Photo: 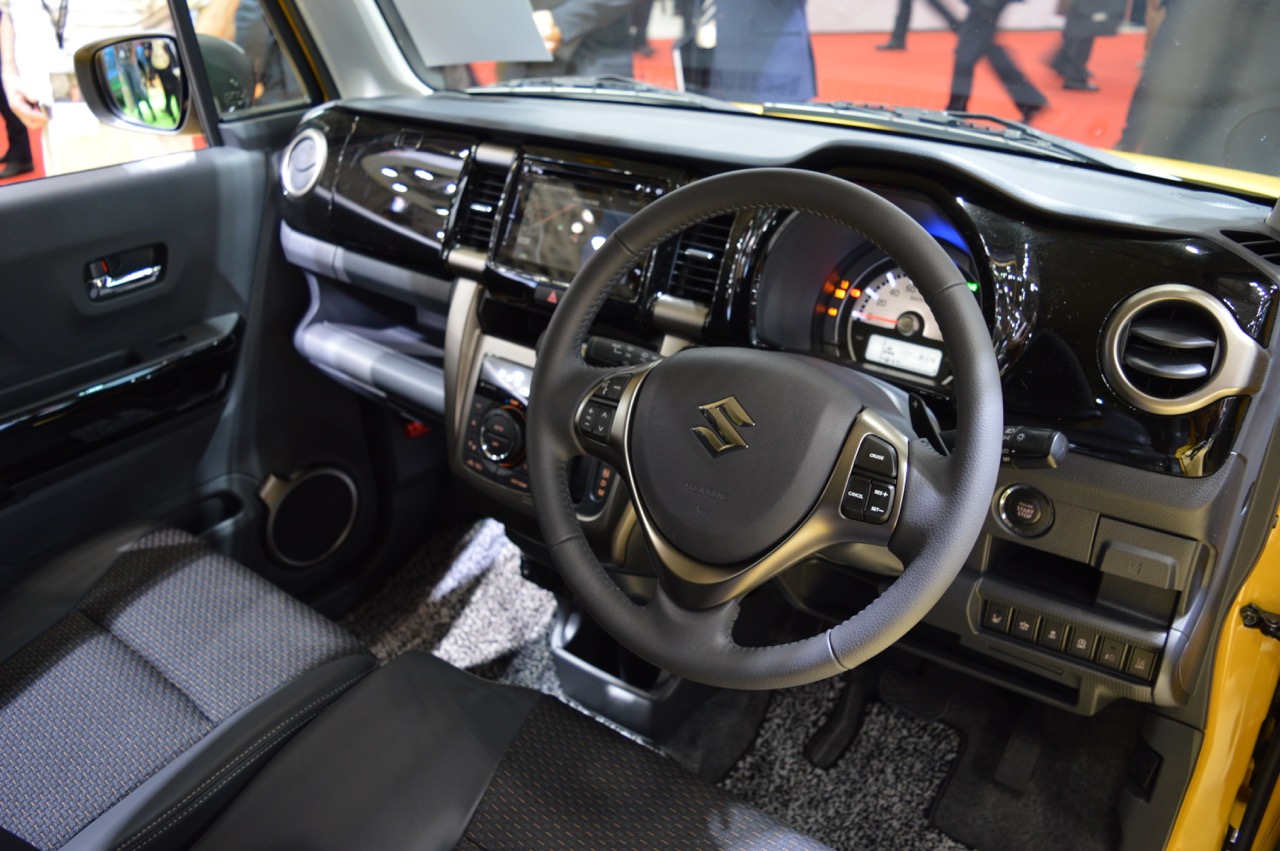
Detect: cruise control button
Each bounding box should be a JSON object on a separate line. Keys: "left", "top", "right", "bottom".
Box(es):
{"left": 840, "top": 475, "right": 872, "bottom": 520}
{"left": 864, "top": 482, "right": 895, "bottom": 523}
{"left": 854, "top": 435, "right": 898, "bottom": 479}
{"left": 589, "top": 406, "right": 615, "bottom": 439}
{"left": 578, "top": 404, "right": 601, "bottom": 435}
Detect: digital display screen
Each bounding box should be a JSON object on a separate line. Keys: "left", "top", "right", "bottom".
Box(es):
{"left": 865, "top": 334, "right": 944, "bottom": 378}
{"left": 495, "top": 168, "right": 652, "bottom": 291}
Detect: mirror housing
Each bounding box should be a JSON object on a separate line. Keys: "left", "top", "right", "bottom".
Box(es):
{"left": 74, "top": 35, "right": 192, "bottom": 134}
{"left": 74, "top": 33, "right": 255, "bottom": 134}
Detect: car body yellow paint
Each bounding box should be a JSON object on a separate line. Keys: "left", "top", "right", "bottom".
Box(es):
{"left": 1167, "top": 521, "right": 1280, "bottom": 850}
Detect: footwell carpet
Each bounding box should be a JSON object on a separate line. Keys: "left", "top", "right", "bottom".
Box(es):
{"left": 342, "top": 520, "right": 968, "bottom": 851}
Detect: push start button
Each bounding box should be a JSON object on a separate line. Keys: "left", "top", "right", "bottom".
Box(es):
{"left": 998, "top": 485, "right": 1053, "bottom": 537}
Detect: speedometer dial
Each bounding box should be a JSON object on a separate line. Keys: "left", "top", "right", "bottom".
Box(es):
{"left": 848, "top": 268, "right": 943, "bottom": 343}
{"left": 818, "top": 254, "right": 960, "bottom": 388}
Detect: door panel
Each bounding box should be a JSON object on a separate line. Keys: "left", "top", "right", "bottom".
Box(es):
{"left": 0, "top": 148, "right": 268, "bottom": 578}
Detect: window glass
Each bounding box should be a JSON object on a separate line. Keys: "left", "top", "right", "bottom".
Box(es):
{"left": 0, "top": 0, "right": 203, "bottom": 183}
{"left": 192, "top": 0, "right": 308, "bottom": 119}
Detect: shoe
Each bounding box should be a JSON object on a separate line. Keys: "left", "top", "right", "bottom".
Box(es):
{"left": 1018, "top": 103, "right": 1045, "bottom": 124}
{"left": 876, "top": 40, "right": 906, "bottom": 51}
{"left": 0, "top": 160, "right": 34, "bottom": 179}
{"left": 634, "top": 43, "right": 655, "bottom": 57}
{"left": 1063, "top": 79, "right": 1099, "bottom": 91}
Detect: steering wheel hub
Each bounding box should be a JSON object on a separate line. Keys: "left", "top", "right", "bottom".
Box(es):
{"left": 630, "top": 347, "right": 860, "bottom": 565}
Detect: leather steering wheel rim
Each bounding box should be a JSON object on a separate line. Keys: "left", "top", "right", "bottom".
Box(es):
{"left": 528, "top": 168, "right": 1002, "bottom": 690}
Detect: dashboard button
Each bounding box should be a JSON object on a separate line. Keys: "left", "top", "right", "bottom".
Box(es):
{"left": 1066, "top": 630, "right": 1096, "bottom": 661}
{"left": 982, "top": 601, "right": 1010, "bottom": 633}
{"left": 1098, "top": 638, "right": 1126, "bottom": 670}
{"left": 854, "top": 435, "right": 898, "bottom": 479}
{"left": 1126, "top": 648, "right": 1157, "bottom": 680}
{"left": 1010, "top": 610, "right": 1039, "bottom": 642}
{"left": 864, "top": 482, "right": 895, "bottom": 523}
{"left": 1038, "top": 619, "right": 1068, "bottom": 651}
{"left": 840, "top": 475, "right": 871, "bottom": 520}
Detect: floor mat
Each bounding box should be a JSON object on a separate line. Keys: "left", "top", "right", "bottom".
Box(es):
{"left": 928, "top": 672, "right": 1140, "bottom": 851}
{"left": 346, "top": 520, "right": 971, "bottom": 850}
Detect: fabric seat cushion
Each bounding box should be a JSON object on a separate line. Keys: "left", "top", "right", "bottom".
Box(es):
{"left": 0, "top": 528, "right": 369, "bottom": 850}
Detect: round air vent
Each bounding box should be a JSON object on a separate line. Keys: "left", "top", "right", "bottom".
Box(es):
{"left": 1101, "top": 284, "right": 1267, "bottom": 415}
{"left": 280, "top": 128, "right": 328, "bottom": 198}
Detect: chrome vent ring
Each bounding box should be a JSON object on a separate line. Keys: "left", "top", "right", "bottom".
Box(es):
{"left": 1101, "top": 284, "right": 1268, "bottom": 416}
{"left": 280, "top": 127, "right": 328, "bottom": 198}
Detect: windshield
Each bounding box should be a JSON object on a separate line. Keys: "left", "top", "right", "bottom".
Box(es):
{"left": 386, "top": 0, "right": 1279, "bottom": 197}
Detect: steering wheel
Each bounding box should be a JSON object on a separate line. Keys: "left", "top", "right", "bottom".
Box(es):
{"left": 528, "top": 169, "right": 1002, "bottom": 690}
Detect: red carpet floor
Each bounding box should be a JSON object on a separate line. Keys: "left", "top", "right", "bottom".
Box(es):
{"left": 2, "top": 30, "right": 1143, "bottom": 187}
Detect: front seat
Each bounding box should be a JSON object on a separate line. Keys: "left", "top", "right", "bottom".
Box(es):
{"left": 1, "top": 527, "right": 829, "bottom": 850}
{"left": 0, "top": 525, "right": 374, "bottom": 850}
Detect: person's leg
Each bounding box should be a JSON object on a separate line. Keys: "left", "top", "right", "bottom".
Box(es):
{"left": 1061, "top": 35, "right": 1098, "bottom": 88}
{"left": 879, "top": 0, "right": 912, "bottom": 49}
{"left": 924, "top": 0, "right": 962, "bottom": 30}
{"left": 947, "top": 9, "right": 996, "bottom": 111}
{"left": 985, "top": 42, "right": 1048, "bottom": 119}
{"left": 0, "top": 16, "right": 33, "bottom": 173}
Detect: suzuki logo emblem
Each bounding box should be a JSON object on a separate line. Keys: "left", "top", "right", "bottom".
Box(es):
{"left": 692, "top": 397, "right": 754, "bottom": 457}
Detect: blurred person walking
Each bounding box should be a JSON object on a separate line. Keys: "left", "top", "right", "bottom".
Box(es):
{"left": 684, "top": 0, "right": 816, "bottom": 103}
{"left": 1049, "top": 0, "right": 1127, "bottom": 90}
{"left": 0, "top": 8, "right": 31, "bottom": 177}
{"left": 946, "top": 0, "right": 1047, "bottom": 123}
{"left": 878, "top": 0, "right": 960, "bottom": 51}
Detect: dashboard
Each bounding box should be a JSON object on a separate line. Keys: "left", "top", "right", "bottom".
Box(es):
{"left": 277, "top": 92, "right": 1280, "bottom": 717}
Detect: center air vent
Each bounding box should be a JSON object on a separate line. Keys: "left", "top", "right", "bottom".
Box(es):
{"left": 1223, "top": 230, "right": 1280, "bottom": 265}
{"left": 1101, "top": 284, "right": 1268, "bottom": 416}
{"left": 665, "top": 215, "right": 735, "bottom": 303}
{"left": 454, "top": 165, "right": 508, "bottom": 252}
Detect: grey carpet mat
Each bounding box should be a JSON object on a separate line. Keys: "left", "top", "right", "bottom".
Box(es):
{"left": 342, "top": 520, "right": 970, "bottom": 850}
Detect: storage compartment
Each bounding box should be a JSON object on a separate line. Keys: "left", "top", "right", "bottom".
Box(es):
{"left": 551, "top": 603, "right": 714, "bottom": 740}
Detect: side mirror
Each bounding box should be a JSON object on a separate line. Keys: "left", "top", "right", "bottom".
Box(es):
{"left": 74, "top": 35, "right": 190, "bottom": 133}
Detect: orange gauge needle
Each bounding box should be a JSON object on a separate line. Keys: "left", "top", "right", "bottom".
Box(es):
{"left": 851, "top": 310, "right": 899, "bottom": 325}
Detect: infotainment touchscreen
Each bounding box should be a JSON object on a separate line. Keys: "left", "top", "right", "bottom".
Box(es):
{"left": 494, "top": 162, "right": 662, "bottom": 295}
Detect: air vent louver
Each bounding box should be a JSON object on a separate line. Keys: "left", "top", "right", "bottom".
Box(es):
{"left": 666, "top": 215, "right": 735, "bottom": 303}
{"left": 455, "top": 166, "right": 508, "bottom": 251}
{"left": 1119, "top": 305, "right": 1220, "bottom": 397}
{"left": 1102, "top": 284, "right": 1267, "bottom": 416}
{"left": 1223, "top": 230, "right": 1280, "bottom": 265}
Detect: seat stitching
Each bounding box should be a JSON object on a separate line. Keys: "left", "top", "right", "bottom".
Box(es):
{"left": 116, "top": 670, "right": 370, "bottom": 851}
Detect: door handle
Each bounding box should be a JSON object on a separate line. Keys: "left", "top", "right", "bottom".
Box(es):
{"left": 85, "top": 245, "right": 166, "bottom": 301}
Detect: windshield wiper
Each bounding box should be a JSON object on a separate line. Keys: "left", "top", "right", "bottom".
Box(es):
{"left": 469, "top": 75, "right": 749, "bottom": 113}
{"left": 762, "top": 101, "right": 1124, "bottom": 167}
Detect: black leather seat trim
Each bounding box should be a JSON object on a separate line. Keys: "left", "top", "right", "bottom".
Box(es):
{"left": 63, "top": 654, "right": 375, "bottom": 851}
{"left": 191, "top": 652, "right": 542, "bottom": 851}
